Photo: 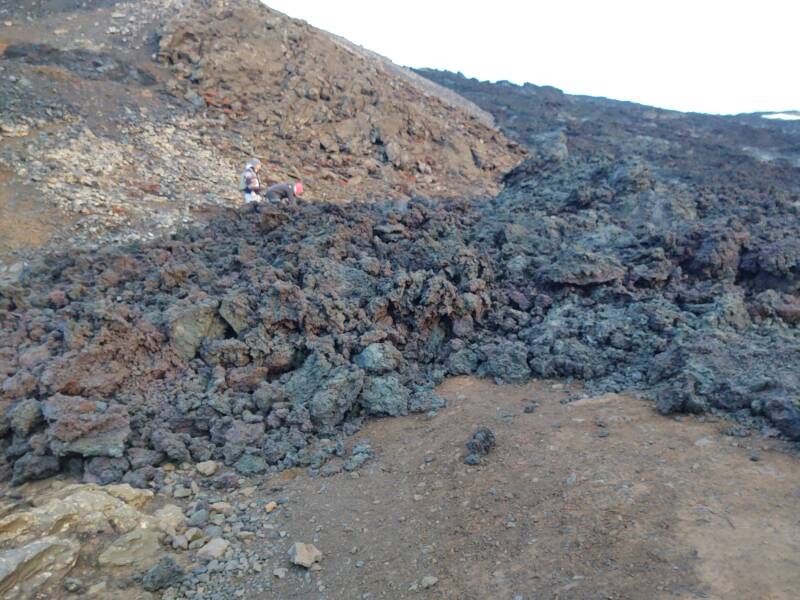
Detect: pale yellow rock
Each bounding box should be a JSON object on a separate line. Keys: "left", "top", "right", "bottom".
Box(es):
{"left": 154, "top": 504, "right": 186, "bottom": 534}
{"left": 210, "top": 501, "right": 232, "bottom": 515}
{"left": 104, "top": 484, "right": 154, "bottom": 509}
{"left": 196, "top": 460, "right": 218, "bottom": 476}
{"left": 97, "top": 528, "right": 161, "bottom": 568}
{"left": 0, "top": 486, "right": 154, "bottom": 544}
{"left": 197, "top": 537, "right": 229, "bottom": 560}
{"left": 0, "top": 536, "right": 79, "bottom": 597}
{"left": 265, "top": 501, "right": 278, "bottom": 513}
{"left": 288, "top": 542, "right": 322, "bottom": 568}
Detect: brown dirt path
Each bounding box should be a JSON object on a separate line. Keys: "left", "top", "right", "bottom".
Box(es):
{"left": 249, "top": 376, "right": 800, "bottom": 600}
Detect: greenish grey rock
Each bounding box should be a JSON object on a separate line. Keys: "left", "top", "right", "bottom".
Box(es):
{"left": 233, "top": 454, "right": 267, "bottom": 476}
{"left": 353, "top": 342, "right": 402, "bottom": 374}
{"left": 361, "top": 375, "right": 409, "bottom": 417}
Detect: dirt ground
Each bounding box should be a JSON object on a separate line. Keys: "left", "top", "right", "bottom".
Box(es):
{"left": 244, "top": 376, "right": 800, "bottom": 600}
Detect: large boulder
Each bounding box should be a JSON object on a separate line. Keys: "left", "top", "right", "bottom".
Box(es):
{"left": 538, "top": 249, "right": 626, "bottom": 287}
{"left": 218, "top": 292, "right": 254, "bottom": 334}
{"left": 281, "top": 353, "right": 365, "bottom": 428}
{"left": 762, "top": 397, "right": 800, "bottom": 440}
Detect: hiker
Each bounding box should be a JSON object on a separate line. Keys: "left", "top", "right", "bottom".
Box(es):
{"left": 265, "top": 181, "right": 304, "bottom": 203}
{"left": 239, "top": 158, "right": 262, "bottom": 204}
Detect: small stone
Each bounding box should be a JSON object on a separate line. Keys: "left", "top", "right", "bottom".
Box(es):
{"left": 210, "top": 501, "right": 233, "bottom": 514}
{"left": 63, "top": 577, "right": 83, "bottom": 593}
{"left": 87, "top": 581, "right": 107, "bottom": 595}
{"left": 750, "top": 452, "right": 761, "bottom": 462}
{"left": 465, "top": 427, "right": 495, "bottom": 464}
{"left": 188, "top": 509, "right": 209, "bottom": 527}
{"left": 189, "top": 538, "right": 206, "bottom": 551}
{"left": 198, "top": 537, "right": 229, "bottom": 560}
{"left": 196, "top": 460, "right": 218, "bottom": 476}
{"left": 265, "top": 501, "right": 278, "bottom": 513}
{"left": 421, "top": 575, "right": 438, "bottom": 589}
{"left": 273, "top": 567, "right": 287, "bottom": 579}
{"left": 173, "top": 485, "right": 192, "bottom": 498}
{"left": 523, "top": 403, "right": 537, "bottom": 414}
{"left": 288, "top": 542, "right": 322, "bottom": 568}
{"left": 463, "top": 453, "right": 480, "bottom": 466}
{"left": 598, "top": 430, "right": 610, "bottom": 438}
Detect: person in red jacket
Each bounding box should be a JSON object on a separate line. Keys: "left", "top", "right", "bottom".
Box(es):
{"left": 266, "top": 181, "right": 304, "bottom": 203}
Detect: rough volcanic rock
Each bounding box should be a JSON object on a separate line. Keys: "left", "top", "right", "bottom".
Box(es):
{"left": 417, "top": 70, "right": 800, "bottom": 437}
{"left": 142, "top": 555, "right": 184, "bottom": 592}
{"left": 11, "top": 454, "right": 60, "bottom": 486}
{"left": 7, "top": 398, "right": 43, "bottom": 437}
{"left": 353, "top": 342, "right": 403, "bottom": 374}
{"left": 464, "top": 427, "right": 496, "bottom": 465}
{"left": 1, "top": 43, "right": 800, "bottom": 487}
{"left": 361, "top": 375, "right": 410, "bottom": 417}
{"left": 477, "top": 340, "right": 531, "bottom": 384}
{"left": 41, "top": 395, "right": 130, "bottom": 459}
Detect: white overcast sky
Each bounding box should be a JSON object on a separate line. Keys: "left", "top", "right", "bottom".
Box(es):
{"left": 264, "top": 0, "right": 798, "bottom": 115}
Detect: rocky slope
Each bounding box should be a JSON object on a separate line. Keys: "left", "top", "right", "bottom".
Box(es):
{"left": 0, "top": 0, "right": 522, "bottom": 261}
{"left": 155, "top": 0, "right": 521, "bottom": 197}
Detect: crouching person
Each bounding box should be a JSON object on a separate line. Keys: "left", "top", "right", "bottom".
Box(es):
{"left": 266, "top": 181, "right": 304, "bottom": 204}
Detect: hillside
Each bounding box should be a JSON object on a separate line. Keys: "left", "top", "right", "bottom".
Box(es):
{"left": 0, "top": 0, "right": 522, "bottom": 262}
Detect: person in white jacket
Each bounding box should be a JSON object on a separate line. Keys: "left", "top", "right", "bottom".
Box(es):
{"left": 239, "top": 158, "right": 262, "bottom": 204}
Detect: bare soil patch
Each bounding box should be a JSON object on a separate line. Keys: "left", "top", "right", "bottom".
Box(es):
{"left": 238, "top": 376, "right": 800, "bottom": 600}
